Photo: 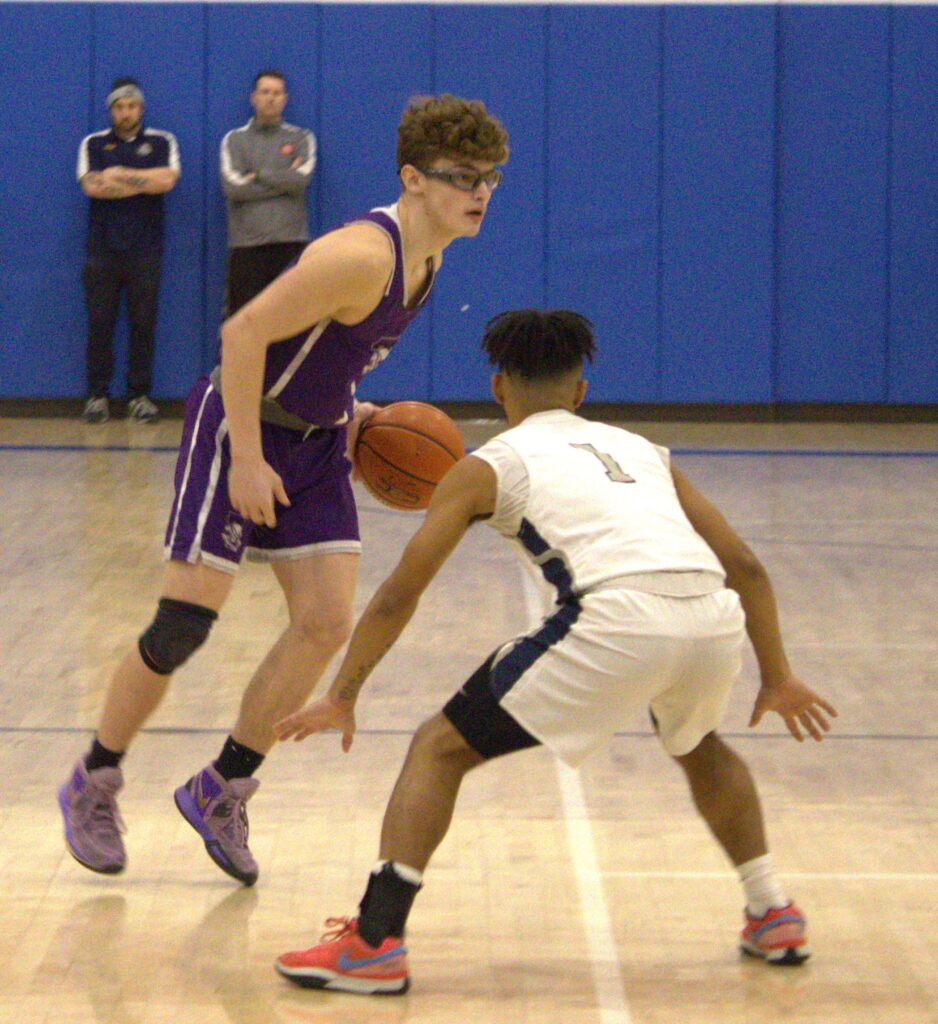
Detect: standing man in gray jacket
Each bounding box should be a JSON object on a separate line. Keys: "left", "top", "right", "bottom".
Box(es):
{"left": 220, "top": 70, "right": 316, "bottom": 317}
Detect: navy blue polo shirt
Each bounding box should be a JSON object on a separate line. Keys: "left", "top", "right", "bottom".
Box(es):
{"left": 77, "top": 125, "right": 180, "bottom": 251}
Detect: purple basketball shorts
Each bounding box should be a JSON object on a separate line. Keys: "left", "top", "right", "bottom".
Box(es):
{"left": 163, "top": 375, "right": 360, "bottom": 574}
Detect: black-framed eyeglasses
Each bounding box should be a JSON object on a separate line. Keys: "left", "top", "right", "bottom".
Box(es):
{"left": 418, "top": 167, "right": 502, "bottom": 193}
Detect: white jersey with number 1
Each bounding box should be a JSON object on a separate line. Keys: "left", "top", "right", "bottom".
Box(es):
{"left": 471, "top": 408, "right": 725, "bottom": 601}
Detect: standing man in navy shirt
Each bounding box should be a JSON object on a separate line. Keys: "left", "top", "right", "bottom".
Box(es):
{"left": 77, "top": 78, "right": 180, "bottom": 423}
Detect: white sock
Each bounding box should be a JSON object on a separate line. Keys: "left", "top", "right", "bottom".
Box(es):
{"left": 737, "top": 854, "right": 788, "bottom": 917}
{"left": 371, "top": 859, "right": 424, "bottom": 887}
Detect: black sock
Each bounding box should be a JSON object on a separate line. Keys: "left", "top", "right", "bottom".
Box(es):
{"left": 84, "top": 738, "right": 125, "bottom": 772}
{"left": 214, "top": 735, "right": 265, "bottom": 780}
{"left": 357, "top": 862, "right": 422, "bottom": 948}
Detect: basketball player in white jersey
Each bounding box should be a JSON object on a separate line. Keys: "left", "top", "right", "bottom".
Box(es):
{"left": 272, "top": 309, "right": 838, "bottom": 994}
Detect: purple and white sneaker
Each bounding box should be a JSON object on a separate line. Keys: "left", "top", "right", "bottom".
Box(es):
{"left": 174, "top": 764, "right": 259, "bottom": 885}
{"left": 58, "top": 761, "right": 126, "bottom": 874}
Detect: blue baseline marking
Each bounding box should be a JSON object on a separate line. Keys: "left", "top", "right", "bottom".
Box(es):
{"left": 670, "top": 447, "right": 938, "bottom": 458}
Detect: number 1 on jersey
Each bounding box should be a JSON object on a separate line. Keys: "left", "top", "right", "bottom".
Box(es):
{"left": 570, "top": 443, "right": 636, "bottom": 483}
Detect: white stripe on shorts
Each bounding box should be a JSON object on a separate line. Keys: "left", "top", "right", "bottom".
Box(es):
{"left": 245, "top": 539, "right": 362, "bottom": 562}
{"left": 166, "top": 383, "right": 215, "bottom": 553}
{"left": 188, "top": 417, "right": 229, "bottom": 562}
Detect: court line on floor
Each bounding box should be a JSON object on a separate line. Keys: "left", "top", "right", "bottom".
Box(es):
{"left": 2, "top": 443, "right": 937, "bottom": 458}
{"left": 520, "top": 569, "right": 633, "bottom": 1024}
{"left": 600, "top": 871, "right": 938, "bottom": 881}
{"left": 3, "top": 726, "right": 936, "bottom": 741}
{"left": 0, "top": 444, "right": 180, "bottom": 453}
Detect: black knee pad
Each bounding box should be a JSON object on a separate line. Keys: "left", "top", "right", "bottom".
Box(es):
{"left": 138, "top": 597, "right": 218, "bottom": 675}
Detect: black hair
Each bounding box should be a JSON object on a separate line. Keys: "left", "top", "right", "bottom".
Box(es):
{"left": 252, "top": 69, "right": 286, "bottom": 90}
{"left": 109, "top": 76, "right": 140, "bottom": 92}
{"left": 481, "top": 309, "right": 595, "bottom": 380}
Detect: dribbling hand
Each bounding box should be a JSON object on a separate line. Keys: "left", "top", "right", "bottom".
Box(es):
{"left": 275, "top": 696, "right": 357, "bottom": 752}
{"left": 346, "top": 403, "right": 381, "bottom": 482}
{"left": 749, "top": 675, "right": 838, "bottom": 742}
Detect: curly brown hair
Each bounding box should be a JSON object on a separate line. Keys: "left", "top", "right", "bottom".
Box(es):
{"left": 397, "top": 94, "right": 509, "bottom": 171}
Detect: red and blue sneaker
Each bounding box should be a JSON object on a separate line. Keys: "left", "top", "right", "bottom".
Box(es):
{"left": 276, "top": 917, "right": 409, "bottom": 994}
{"left": 740, "top": 902, "right": 811, "bottom": 965}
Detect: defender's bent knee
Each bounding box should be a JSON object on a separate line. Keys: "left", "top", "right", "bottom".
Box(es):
{"left": 138, "top": 597, "right": 218, "bottom": 675}
{"left": 412, "top": 714, "right": 482, "bottom": 773}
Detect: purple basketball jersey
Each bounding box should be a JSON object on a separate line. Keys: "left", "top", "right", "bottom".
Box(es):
{"left": 164, "top": 202, "right": 435, "bottom": 571}
{"left": 260, "top": 204, "right": 435, "bottom": 427}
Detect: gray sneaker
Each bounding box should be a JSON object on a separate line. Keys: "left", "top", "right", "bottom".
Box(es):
{"left": 58, "top": 761, "right": 126, "bottom": 873}
{"left": 127, "top": 395, "right": 161, "bottom": 423}
{"left": 174, "top": 764, "right": 260, "bottom": 885}
{"left": 82, "top": 396, "right": 110, "bottom": 424}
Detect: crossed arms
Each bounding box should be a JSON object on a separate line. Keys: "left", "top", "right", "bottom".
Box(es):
{"left": 219, "top": 129, "right": 315, "bottom": 202}
{"left": 81, "top": 165, "right": 179, "bottom": 199}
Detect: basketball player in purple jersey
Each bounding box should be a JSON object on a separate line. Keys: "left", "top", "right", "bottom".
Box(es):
{"left": 58, "top": 95, "right": 510, "bottom": 885}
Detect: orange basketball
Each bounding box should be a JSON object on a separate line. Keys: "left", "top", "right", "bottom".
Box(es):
{"left": 354, "top": 402, "right": 465, "bottom": 511}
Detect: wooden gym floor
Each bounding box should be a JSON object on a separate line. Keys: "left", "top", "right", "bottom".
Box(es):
{"left": 0, "top": 415, "right": 935, "bottom": 1024}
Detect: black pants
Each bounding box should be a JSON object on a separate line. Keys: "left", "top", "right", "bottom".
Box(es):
{"left": 225, "top": 242, "right": 307, "bottom": 318}
{"left": 83, "top": 246, "right": 162, "bottom": 399}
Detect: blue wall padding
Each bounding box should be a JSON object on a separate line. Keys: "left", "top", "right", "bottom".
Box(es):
{"left": 429, "top": 6, "right": 548, "bottom": 402}
{"left": 0, "top": 3, "right": 934, "bottom": 405}
{"left": 660, "top": 6, "right": 776, "bottom": 402}
{"left": 0, "top": 4, "right": 92, "bottom": 397}
{"left": 889, "top": 7, "right": 938, "bottom": 404}
{"left": 776, "top": 6, "right": 891, "bottom": 402}
{"left": 546, "top": 6, "right": 660, "bottom": 402}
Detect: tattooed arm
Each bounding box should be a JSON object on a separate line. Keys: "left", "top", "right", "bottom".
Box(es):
{"left": 274, "top": 455, "right": 497, "bottom": 749}
{"left": 80, "top": 171, "right": 140, "bottom": 199}
{"left": 105, "top": 165, "right": 179, "bottom": 194}
{"left": 81, "top": 165, "right": 178, "bottom": 199}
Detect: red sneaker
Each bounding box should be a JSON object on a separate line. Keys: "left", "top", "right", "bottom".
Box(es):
{"left": 276, "top": 917, "right": 409, "bottom": 994}
{"left": 740, "top": 902, "right": 811, "bottom": 965}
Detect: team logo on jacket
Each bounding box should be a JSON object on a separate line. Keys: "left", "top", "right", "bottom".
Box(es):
{"left": 280, "top": 143, "right": 295, "bottom": 156}
{"left": 137, "top": 142, "right": 153, "bottom": 156}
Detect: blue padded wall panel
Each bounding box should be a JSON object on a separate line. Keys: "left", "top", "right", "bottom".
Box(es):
{"left": 204, "top": 5, "right": 322, "bottom": 370}
{"left": 0, "top": 4, "right": 92, "bottom": 397}
{"left": 320, "top": 5, "right": 433, "bottom": 402}
{"left": 889, "top": 8, "right": 938, "bottom": 404}
{"left": 91, "top": 3, "right": 206, "bottom": 399}
{"left": 660, "top": 7, "right": 775, "bottom": 402}
{"left": 430, "top": 6, "right": 547, "bottom": 402}
{"left": 546, "top": 7, "right": 660, "bottom": 402}
{"left": 776, "top": 7, "right": 890, "bottom": 402}
{"left": 2, "top": 3, "right": 937, "bottom": 407}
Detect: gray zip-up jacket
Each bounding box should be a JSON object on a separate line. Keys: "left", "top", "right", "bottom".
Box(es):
{"left": 219, "top": 119, "right": 316, "bottom": 248}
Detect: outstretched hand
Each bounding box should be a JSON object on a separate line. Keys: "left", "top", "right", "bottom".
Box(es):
{"left": 274, "top": 696, "right": 356, "bottom": 752}
{"left": 749, "top": 675, "right": 838, "bottom": 742}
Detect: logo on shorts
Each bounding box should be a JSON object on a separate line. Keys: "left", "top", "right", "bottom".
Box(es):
{"left": 222, "top": 517, "right": 243, "bottom": 552}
